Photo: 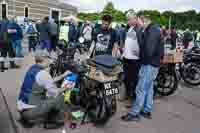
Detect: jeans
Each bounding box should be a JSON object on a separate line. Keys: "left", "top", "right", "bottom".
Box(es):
{"left": 11, "top": 40, "right": 23, "bottom": 57}
{"left": 38, "top": 40, "right": 51, "bottom": 51}
{"left": 129, "top": 65, "right": 159, "bottom": 115}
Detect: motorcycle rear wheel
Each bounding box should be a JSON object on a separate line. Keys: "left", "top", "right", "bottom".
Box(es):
{"left": 154, "top": 65, "right": 178, "bottom": 96}
{"left": 180, "top": 63, "right": 200, "bottom": 86}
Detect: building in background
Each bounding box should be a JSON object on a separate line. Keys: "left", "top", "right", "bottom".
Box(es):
{"left": 0, "top": 0, "right": 77, "bottom": 20}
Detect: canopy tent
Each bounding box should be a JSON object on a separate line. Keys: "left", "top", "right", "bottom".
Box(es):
{"left": 62, "top": 15, "right": 81, "bottom": 22}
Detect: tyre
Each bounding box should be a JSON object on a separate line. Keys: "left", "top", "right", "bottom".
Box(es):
{"left": 79, "top": 79, "right": 114, "bottom": 126}
{"left": 154, "top": 66, "right": 179, "bottom": 96}
{"left": 88, "top": 91, "right": 113, "bottom": 126}
{"left": 180, "top": 62, "right": 200, "bottom": 86}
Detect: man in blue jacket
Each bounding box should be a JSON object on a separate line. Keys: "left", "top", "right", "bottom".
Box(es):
{"left": 0, "top": 17, "right": 19, "bottom": 71}
{"left": 26, "top": 21, "right": 38, "bottom": 52}
{"left": 7, "top": 18, "right": 24, "bottom": 57}
{"left": 121, "top": 15, "right": 164, "bottom": 122}
{"left": 68, "top": 21, "right": 78, "bottom": 47}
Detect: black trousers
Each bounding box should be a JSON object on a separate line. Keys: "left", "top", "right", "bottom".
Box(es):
{"left": 50, "top": 35, "right": 58, "bottom": 51}
{"left": 28, "top": 36, "right": 37, "bottom": 52}
{"left": 123, "top": 58, "right": 140, "bottom": 99}
{"left": 0, "top": 40, "right": 15, "bottom": 60}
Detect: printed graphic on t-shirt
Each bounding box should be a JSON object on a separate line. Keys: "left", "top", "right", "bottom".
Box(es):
{"left": 95, "top": 33, "right": 111, "bottom": 52}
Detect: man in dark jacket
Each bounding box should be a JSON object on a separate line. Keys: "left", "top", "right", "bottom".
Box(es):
{"left": 170, "top": 27, "right": 178, "bottom": 49}
{"left": 49, "top": 19, "right": 58, "bottom": 51}
{"left": 7, "top": 17, "right": 23, "bottom": 57}
{"left": 183, "top": 29, "right": 193, "bottom": 49}
{"left": 36, "top": 17, "right": 51, "bottom": 51}
{"left": 121, "top": 15, "right": 164, "bottom": 122}
{"left": 0, "top": 18, "right": 19, "bottom": 72}
{"left": 68, "top": 21, "right": 78, "bottom": 47}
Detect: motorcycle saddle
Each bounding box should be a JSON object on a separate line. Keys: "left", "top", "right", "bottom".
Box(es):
{"left": 91, "top": 55, "right": 121, "bottom": 68}
{"left": 87, "top": 55, "right": 122, "bottom": 76}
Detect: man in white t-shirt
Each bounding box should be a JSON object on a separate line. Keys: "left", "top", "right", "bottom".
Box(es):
{"left": 122, "top": 12, "right": 142, "bottom": 106}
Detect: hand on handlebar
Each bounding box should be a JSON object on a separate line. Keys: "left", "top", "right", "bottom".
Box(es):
{"left": 63, "top": 71, "right": 72, "bottom": 77}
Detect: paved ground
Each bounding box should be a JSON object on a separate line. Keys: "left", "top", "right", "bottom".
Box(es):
{"left": 0, "top": 42, "right": 200, "bottom": 133}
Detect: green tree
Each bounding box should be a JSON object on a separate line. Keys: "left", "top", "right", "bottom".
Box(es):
{"left": 77, "top": 2, "right": 200, "bottom": 30}
{"left": 102, "top": 2, "right": 116, "bottom": 15}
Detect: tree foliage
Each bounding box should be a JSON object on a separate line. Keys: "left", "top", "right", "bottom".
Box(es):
{"left": 77, "top": 2, "right": 200, "bottom": 30}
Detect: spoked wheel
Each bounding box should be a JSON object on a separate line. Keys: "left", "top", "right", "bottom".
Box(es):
{"left": 88, "top": 89, "right": 114, "bottom": 126}
{"left": 181, "top": 63, "right": 200, "bottom": 86}
{"left": 79, "top": 79, "right": 113, "bottom": 126}
{"left": 154, "top": 64, "right": 179, "bottom": 96}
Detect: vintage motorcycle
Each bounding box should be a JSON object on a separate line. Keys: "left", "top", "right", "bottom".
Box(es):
{"left": 49, "top": 48, "right": 123, "bottom": 125}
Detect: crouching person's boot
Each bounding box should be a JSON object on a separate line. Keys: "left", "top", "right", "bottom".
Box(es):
{"left": 43, "top": 110, "right": 64, "bottom": 129}
{"left": 0, "top": 62, "right": 8, "bottom": 72}
{"left": 18, "top": 112, "right": 34, "bottom": 128}
{"left": 10, "top": 61, "right": 20, "bottom": 69}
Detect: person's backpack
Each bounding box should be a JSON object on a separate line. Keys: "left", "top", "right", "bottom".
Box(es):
{"left": 27, "top": 24, "right": 36, "bottom": 34}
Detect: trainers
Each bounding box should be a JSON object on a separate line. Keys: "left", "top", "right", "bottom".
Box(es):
{"left": 121, "top": 113, "right": 141, "bottom": 122}
{"left": 140, "top": 112, "right": 152, "bottom": 119}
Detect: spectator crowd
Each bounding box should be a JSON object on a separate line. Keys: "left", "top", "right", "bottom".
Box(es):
{"left": 0, "top": 10, "right": 199, "bottom": 129}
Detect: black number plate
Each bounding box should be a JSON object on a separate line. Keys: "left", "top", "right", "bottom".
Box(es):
{"left": 104, "top": 83, "right": 119, "bottom": 96}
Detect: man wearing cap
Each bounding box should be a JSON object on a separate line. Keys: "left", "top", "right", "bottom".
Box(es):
{"left": 17, "top": 50, "right": 71, "bottom": 129}
{"left": 121, "top": 15, "right": 164, "bottom": 122}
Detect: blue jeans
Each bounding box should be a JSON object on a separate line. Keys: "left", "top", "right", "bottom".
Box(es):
{"left": 129, "top": 65, "right": 159, "bottom": 115}
{"left": 11, "top": 40, "right": 23, "bottom": 57}
{"left": 38, "top": 40, "right": 51, "bottom": 50}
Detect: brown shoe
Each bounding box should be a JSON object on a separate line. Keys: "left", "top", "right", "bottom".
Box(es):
{"left": 10, "top": 62, "right": 20, "bottom": 69}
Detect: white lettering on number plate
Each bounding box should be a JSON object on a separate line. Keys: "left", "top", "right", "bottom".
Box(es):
{"left": 104, "top": 83, "right": 111, "bottom": 89}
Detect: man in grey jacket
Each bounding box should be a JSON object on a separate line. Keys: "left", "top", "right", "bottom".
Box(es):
{"left": 50, "top": 19, "right": 58, "bottom": 51}
{"left": 121, "top": 15, "right": 164, "bottom": 122}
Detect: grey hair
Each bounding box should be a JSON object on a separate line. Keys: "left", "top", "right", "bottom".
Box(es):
{"left": 34, "top": 50, "right": 49, "bottom": 63}
{"left": 126, "top": 11, "right": 137, "bottom": 18}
